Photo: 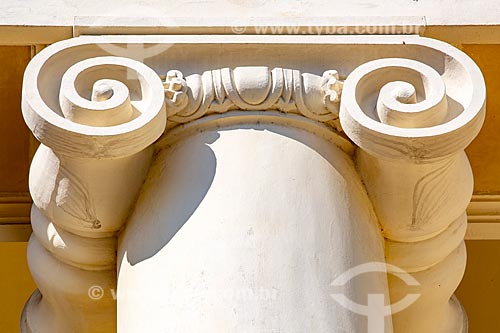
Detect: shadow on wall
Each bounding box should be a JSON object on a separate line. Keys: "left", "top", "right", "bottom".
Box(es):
{"left": 120, "top": 121, "right": 372, "bottom": 269}
{"left": 121, "top": 131, "right": 219, "bottom": 266}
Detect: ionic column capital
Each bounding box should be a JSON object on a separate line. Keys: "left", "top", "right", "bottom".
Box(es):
{"left": 20, "top": 34, "right": 485, "bottom": 333}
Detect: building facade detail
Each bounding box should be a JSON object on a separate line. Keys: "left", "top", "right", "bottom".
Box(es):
{"left": 163, "top": 67, "right": 343, "bottom": 130}
{"left": 20, "top": 35, "right": 485, "bottom": 332}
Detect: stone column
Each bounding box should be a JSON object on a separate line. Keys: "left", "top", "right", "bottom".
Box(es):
{"left": 19, "top": 35, "right": 485, "bottom": 333}
{"left": 21, "top": 55, "right": 166, "bottom": 332}
{"left": 341, "top": 57, "right": 485, "bottom": 332}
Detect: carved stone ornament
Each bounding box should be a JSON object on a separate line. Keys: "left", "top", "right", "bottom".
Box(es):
{"left": 163, "top": 67, "right": 343, "bottom": 131}
{"left": 20, "top": 35, "right": 485, "bottom": 333}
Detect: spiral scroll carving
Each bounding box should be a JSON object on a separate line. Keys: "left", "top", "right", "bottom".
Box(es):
{"left": 24, "top": 56, "right": 166, "bottom": 159}
{"left": 340, "top": 58, "right": 485, "bottom": 161}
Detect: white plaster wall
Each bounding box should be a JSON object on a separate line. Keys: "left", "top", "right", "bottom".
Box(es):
{"left": 117, "top": 121, "right": 389, "bottom": 332}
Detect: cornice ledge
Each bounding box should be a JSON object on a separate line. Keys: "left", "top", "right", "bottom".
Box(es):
{"left": 467, "top": 194, "right": 500, "bottom": 223}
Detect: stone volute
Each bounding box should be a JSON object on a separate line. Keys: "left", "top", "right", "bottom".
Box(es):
{"left": 20, "top": 35, "right": 485, "bottom": 333}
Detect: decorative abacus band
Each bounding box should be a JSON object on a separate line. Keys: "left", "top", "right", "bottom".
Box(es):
{"left": 162, "top": 66, "right": 343, "bottom": 131}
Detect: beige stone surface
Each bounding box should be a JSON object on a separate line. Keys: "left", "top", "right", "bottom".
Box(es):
{"left": 0, "top": 3, "right": 495, "bottom": 331}
{"left": 14, "top": 34, "right": 485, "bottom": 332}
